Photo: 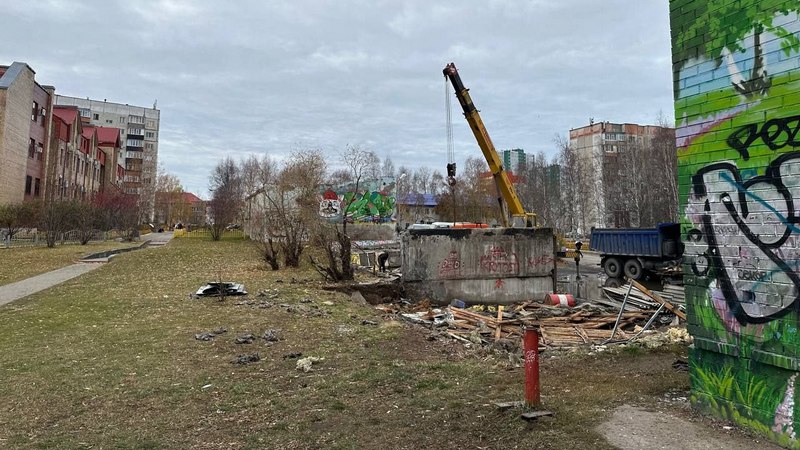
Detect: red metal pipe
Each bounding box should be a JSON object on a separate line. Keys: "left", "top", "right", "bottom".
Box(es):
{"left": 524, "top": 328, "right": 540, "bottom": 406}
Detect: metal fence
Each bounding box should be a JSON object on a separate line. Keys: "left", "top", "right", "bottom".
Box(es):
{"left": 173, "top": 227, "right": 246, "bottom": 239}
{"left": 1, "top": 228, "right": 123, "bottom": 248}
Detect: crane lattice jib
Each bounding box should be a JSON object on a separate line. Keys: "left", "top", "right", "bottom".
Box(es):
{"left": 442, "top": 63, "right": 527, "bottom": 222}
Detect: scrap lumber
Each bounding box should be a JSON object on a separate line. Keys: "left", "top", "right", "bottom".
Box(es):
{"left": 494, "top": 306, "right": 504, "bottom": 340}
{"left": 630, "top": 280, "right": 686, "bottom": 320}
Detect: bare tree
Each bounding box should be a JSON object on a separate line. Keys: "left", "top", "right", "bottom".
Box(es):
{"left": 208, "top": 157, "right": 243, "bottom": 241}
{"left": 71, "top": 200, "right": 98, "bottom": 245}
{"left": 39, "top": 200, "right": 70, "bottom": 248}
{"left": 310, "top": 144, "right": 373, "bottom": 281}
{"left": 435, "top": 157, "right": 500, "bottom": 224}
{"left": 555, "top": 135, "right": 582, "bottom": 236}
{"left": 382, "top": 155, "right": 395, "bottom": 178}
{"left": 95, "top": 192, "right": 140, "bottom": 241}
{"left": 0, "top": 202, "right": 37, "bottom": 244}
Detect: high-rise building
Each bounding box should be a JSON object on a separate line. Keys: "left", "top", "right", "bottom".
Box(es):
{"left": 54, "top": 95, "right": 159, "bottom": 215}
{"left": 501, "top": 148, "right": 525, "bottom": 175}
{"left": 569, "top": 121, "right": 674, "bottom": 230}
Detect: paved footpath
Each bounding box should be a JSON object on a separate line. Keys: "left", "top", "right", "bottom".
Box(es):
{"left": 0, "top": 263, "right": 102, "bottom": 307}
{"left": 0, "top": 231, "right": 174, "bottom": 307}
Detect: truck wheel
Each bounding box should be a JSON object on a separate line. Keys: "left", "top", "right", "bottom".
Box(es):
{"left": 603, "top": 257, "right": 623, "bottom": 278}
{"left": 624, "top": 259, "right": 643, "bottom": 280}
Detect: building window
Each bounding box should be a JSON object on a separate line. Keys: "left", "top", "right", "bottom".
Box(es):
{"left": 146, "top": 120, "right": 155, "bottom": 128}
{"left": 146, "top": 131, "right": 155, "bottom": 139}
{"left": 106, "top": 119, "right": 112, "bottom": 124}
{"left": 34, "top": 178, "right": 40, "bottom": 197}
{"left": 25, "top": 176, "right": 32, "bottom": 195}
{"left": 29, "top": 139, "right": 35, "bottom": 158}
{"left": 119, "top": 117, "right": 126, "bottom": 124}
{"left": 145, "top": 143, "right": 154, "bottom": 150}
{"left": 36, "top": 142, "right": 43, "bottom": 161}
{"left": 93, "top": 113, "right": 99, "bottom": 120}
{"left": 32, "top": 101, "right": 38, "bottom": 121}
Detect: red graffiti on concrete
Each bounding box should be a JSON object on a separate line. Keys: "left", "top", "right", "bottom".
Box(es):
{"left": 480, "top": 246, "right": 519, "bottom": 274}
{"left": 528, "top": 255, "right": 555, "bottom": 269}
{"left": 495, "top": 279, "right": 505, "bottom": 289}
{"left": 438, "top": 250, "right": 462, "bottom": 278}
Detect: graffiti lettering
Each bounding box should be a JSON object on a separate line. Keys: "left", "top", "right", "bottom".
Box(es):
{"left": 480, "top": 246, "right": 519, "bottom": 274}
{"left": 727, "top": 115, "right": 800, "bottom": 160}
{"left": 438, "top": 250, "right": 462, "bottom": 278}
{"left": 527, "top": 255, "right": 554, "bottom": 269}
{"left": 688, "top": 152, "right": 800, "bottom": 324}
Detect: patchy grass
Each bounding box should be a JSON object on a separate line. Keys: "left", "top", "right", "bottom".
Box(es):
{"left": 0, "top": 241, "right": 139, "bottom": 286}
{"left": 0, "top": 238, "right": 694, "bottom": 449}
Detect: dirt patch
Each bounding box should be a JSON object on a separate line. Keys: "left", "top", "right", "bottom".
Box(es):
{"left": 323, "top": 281, "right": 406, "bottom": 305}
{"left": 597, "top": 405, "right": 782, "bottom": 450}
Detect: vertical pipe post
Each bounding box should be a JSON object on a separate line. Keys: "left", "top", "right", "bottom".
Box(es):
{"left": 524, "top": 327, "right": 540, "bottom": 406}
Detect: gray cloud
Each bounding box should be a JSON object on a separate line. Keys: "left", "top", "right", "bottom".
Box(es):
{"left": 0, "top": 0, "right": 674, "bottom": 196}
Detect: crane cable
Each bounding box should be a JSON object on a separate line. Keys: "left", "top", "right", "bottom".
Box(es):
{"left": 445, "top": 77, "right": 454, "bottom": 168}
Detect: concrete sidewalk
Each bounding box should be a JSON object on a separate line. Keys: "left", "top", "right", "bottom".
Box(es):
{"left": 0, "top": 234, "right": 174, "bottom": 308}
{"left": 0, "top": 263, "right": 102, "bottom": 307}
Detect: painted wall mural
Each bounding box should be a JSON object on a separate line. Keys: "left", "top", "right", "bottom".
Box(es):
{"left": 318, "top": 187, "right": 397, "bottom": 223}
{"left": 671, "top": 1, "right": 800, "bottom": 446}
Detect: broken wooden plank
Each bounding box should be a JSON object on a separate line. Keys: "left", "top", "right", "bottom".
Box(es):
{"left": 494, "top": 306, "right": 504, "bottom": 340}
{"left": 630, "top": 280, "right": 687, "bottom": 320}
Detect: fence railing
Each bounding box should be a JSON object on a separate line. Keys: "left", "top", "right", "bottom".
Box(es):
{"left": 1, "top": 228, "right": 124, "bottom": 248}
{"left": 173, "top": 227, "right": 245, "bottom": 239}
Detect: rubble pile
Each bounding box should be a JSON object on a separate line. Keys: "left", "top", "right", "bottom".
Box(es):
{"left": 379, "top": 297, "right": 684, "bottom": 349}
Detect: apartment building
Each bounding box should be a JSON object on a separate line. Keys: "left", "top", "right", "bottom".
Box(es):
{"left": 0, "top": 62, "right": 54, "bottom": 204}
{"left": 47, "top": 106, "right": 123, "bottom": 201}
{"left": 0, "top": 62, "right": 128, "bottom": 207}
{"left": 569, "top": 121, "right": 673, "bottom": 229}
{"left": 54, "top": 95, "right": 159, "bottom": 213}
{"left": 501, "top": 148, "right": 526, "bottom": 175}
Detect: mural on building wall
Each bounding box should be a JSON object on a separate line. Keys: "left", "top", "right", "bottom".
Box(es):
{"left": 318, "top": 178, "right": 397, "bottom": 222}
{"left": 672, "top": 1, "right": 800, "bottom": 446}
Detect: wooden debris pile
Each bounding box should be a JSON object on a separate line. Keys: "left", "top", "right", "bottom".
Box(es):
{"left": 392, "top": 301, "right": 665, "bottom": 348}
{"left": 598, "top": 283, "right": 685, "bottom": 312}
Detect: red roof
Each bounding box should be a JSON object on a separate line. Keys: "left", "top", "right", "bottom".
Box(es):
{"left": 182, "top": 192, "right": 203, "bottom": 203}
{"left": 82, "top": 125, "right": 95, "bottom": 139}
{"left": 96, "top": 127, "right": 120, "bottom": 147}
{"left": 53, "top": 106, "right": 79, "bottom": 125}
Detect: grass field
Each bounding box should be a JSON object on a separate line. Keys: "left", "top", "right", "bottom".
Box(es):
{"left": 0, "top": 238, "right": 697, "bottom": 449}
{"left": 0, "top": 241, "right": 140, "bottom": 286}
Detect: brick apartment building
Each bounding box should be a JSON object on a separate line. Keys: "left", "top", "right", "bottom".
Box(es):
{"left": 0, "top": 61, "right": 125, "bottom": 205}
{"left": 54, "top": 95, "right": 160, "bottom": 218}
{"left": 0, "top": 62, "right": 54, "bottom": 204}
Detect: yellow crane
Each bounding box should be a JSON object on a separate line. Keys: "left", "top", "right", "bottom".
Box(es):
{"left": 443, "top": 62, "right": 537, "bottom": 227}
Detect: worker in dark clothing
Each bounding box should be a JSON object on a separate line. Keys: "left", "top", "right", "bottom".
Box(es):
{"left": 378, "top": 251, "right": 389, "bottom": 273}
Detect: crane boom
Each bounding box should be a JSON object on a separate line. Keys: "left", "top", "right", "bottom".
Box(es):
{"left": 443, "top": 62, "right": 536, "bottom": 227}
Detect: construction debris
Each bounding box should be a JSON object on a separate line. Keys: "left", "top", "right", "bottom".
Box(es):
{"left": 296, "top": 356, "right": 323, "bottom": 372}
{"left": 194, "top": 328, "right": 227, "bottom": 341}
{"left": 195, "top": 282, "right": 247, "bottom": 297}
{"left": 262, "top": 329, "right": 282, "bottom": 342}
{"left": 256, "top": 289, "right": 280, "bottom": 299}
{"left": 235, "top": 334, "right": 256, "bottom": 344}
{"left": 382, "top": 293, "right": 685, "bottom": 349}
{"left": 233, "top": 353, "right": 261, "bottom": 365}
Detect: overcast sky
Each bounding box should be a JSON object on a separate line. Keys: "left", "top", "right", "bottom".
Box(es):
{"left": 1, "top": 0, "right": 674, "bottom": 197}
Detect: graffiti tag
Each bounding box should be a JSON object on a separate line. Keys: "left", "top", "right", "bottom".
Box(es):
{"left": 687, "top": 151, "right": 800, "bottom": 324}
{"left": 480, "top": 246, "right": 519, "bottom": 274}
{"left": 727, "top": 114, "right": 800, "bottom": 160}
{"left": 438, "top": 250, "right": 462, "bottom": 278}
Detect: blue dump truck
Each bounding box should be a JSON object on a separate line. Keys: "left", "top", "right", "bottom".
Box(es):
{"left": 589, "top": 222, "right": 683, "bottom": 280}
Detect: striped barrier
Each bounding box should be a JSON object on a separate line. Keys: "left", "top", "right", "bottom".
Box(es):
{"left": 544, "top": 293, "right": 576, "bottom": 308}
